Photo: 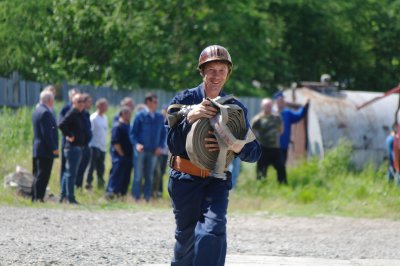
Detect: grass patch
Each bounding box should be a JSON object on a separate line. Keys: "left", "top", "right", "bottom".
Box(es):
{"left": 233, "top": 141, "right": 400, "bottom": 218}
{"left": 1, "top": 106, "right": 400, "bottom": 218}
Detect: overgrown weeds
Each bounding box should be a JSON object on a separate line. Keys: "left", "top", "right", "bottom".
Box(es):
{"left": 1, "top": 106, "right": 399, "bottom": 218}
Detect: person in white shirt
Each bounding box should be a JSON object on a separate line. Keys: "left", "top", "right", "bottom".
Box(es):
{"left": 86, "top": 98, "right": 108, "bottom": 189}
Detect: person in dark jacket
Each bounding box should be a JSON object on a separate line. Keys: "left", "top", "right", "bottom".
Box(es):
{"left": 106, "top": 107, "right": 133, "bottom": 199}
{"left": 76, "top": 93, "right": 93, "bottom": 188}
{"left": 58, "top": 93, "right": 86, "bottom": 204}
{"left": 32, "top": 90, "right": 59, "bottom": 202}
{"left": 166, "top": 45, "right": 261, "bottom": 266}
{"left": 59, "top": 88, "right": 80, "bottom": 182}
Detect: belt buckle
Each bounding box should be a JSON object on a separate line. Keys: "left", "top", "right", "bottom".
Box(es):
{"left": 169, "top": 155, "right": 176, "bottom": 168}
{"left": 200, "top": 168, "right": 207, "bottom": 178}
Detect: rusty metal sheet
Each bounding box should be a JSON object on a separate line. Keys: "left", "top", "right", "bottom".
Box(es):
{"left": 284, "top": 88, "right": 398, "bottom": 169}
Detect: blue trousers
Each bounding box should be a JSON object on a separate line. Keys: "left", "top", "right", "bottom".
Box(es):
{"left": 168, "top": 174, "right": 232, "bottom": 266}
{"left": 61, "top": 146, "right": 82, "bottom": 202}
{"left": 106, "top": 155, "right": 132, "bottom": 196}
{"left": 132, "top": 151, "right": 157, "bottom": 200}
{"left": 228, "top": 157, "right": 241, "bottom": 189}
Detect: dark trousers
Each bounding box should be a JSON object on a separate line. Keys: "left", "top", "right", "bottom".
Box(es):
{"left": 60, "top": 140, "right": 66, "bottom": 183}
{"left": 106, "top": 156, "right": 132, "bottom": 196}
{"left": 76, "top": 146, "right": 91, "bottom": 188}
{"left": 257, "top": 147, "right": 287, "bottom": 184}
{"left": 87, "top": 147, "right": 106, "bottom": 188}
{"left": 281, "top": 148, "right": 288, "bottom": 165}
{"left": 153, "top": 154, "right": 168, "bottom": 196}
{"left": 168, "top": 175, "right": 232, "bottom": 266}
{"left": 32, "top": 157, "right": 54, "bottom": 201}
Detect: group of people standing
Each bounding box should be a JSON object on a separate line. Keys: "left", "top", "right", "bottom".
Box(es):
{"left": 31, "top": 87, "right": 167, "bottom": 204}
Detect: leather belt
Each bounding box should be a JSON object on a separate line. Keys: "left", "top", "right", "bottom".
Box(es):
{"left": 169, "top": 155, "right": 210, "bottom": 178}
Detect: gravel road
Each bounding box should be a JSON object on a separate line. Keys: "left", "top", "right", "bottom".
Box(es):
{"left": 1, "top": 206, "right": 400, "bottom": 265}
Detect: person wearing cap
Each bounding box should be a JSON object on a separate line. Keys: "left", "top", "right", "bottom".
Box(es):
{"left": 166, "top": 45, "right": 261, "bottom": 266}
{"left": 274, "top": 90, "right": 310, "bottom": 167}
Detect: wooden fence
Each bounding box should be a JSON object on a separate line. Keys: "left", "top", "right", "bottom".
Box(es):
{"left": 0, "top": 73, "right": 262, "bottom": 118}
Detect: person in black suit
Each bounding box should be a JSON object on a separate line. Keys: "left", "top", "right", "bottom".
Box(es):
{"left": 32, "top": 90, "right": 59, "bottom": 202}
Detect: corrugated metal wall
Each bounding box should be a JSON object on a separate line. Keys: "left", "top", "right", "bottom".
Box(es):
{"left": 284, "top": 88, "right": 398, "bottom": 169}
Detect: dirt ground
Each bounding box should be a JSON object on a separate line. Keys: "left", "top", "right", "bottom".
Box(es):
{"left": 1, "top": 206, "right": 400, "bottom": 265}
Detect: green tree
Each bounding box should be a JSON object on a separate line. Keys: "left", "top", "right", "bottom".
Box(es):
{"left": 0, "top": 0, "right": 51, "bottom": 79}
{"left": 1, "top": 0, "right": 399, "bottom": 94}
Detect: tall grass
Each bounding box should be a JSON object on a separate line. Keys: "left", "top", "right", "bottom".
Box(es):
{"left": 233, "top": 141, "right": 400, "bottom": 218}
{"left": 1, "top": 105, "right": 399, "bottom": 218}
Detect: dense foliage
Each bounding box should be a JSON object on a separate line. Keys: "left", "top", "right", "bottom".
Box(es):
{"left": 0, "top": 0, "right": 399, "bottom": 95}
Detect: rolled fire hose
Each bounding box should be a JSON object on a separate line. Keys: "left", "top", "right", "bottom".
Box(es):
{"left": 185, "top": 95, "right": 255, "bottom": 179}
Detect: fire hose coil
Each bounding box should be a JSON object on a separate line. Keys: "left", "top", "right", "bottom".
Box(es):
{"left": 186, "top": 95, "right": 255, "bottom": 179}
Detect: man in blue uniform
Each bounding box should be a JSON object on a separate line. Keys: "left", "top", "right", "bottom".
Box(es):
{"left": 130, "top": 93, "right": 166, "bottom": 202}
{"left": 106, "top": 107, "right": 133, "bottom": 199}
{"left": 166, "top": 45, "right": 261, "bottom": 266}
{"left": 32, "top": 90, "right": 59, "bottom": 202}
{"left": 274, "top": 91, "right": 309, "bottom": 165}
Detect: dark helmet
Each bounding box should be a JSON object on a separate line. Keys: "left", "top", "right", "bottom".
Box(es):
{"left": 198, "top": 45, "right": 233, "bottom": 73}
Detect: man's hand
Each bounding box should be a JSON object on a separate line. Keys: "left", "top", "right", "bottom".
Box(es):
{"left": 136, "top": 143, "right": 144, "bottom": 153}
{"left": 66, "top": 136, "right": 75, "bottom": 142}
{"left": 154, "top": 147, "right": 162, "bottom": 156}
{"left": 187, "top": 99, "right": 218, "bottom": 124}
{"left": 205, "top": 131, "right": 219, "bottom": 152}
{"left": 114, "top": 143, "right": 125, "bottom": 157}
{"left": 53, "top": 150, "right": 59, "bottom": 156}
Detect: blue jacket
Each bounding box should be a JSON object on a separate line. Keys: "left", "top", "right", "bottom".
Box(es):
{"left": 387, "top": 134, "right": 394, "bottom": 165}
{"left": 129, "top": 109, "right": 166, "bottom": 152}
{"left": 32, "top": 104, "right": 59, "bottom": 158}
{"left": 279, "top": 104, "right": 309, "bottom": 150}
{"left": 111, "top": 121, "right": 133, "bottom": 158}
{"left": 167, "top": 83, "right": 261, "bottom": 163}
